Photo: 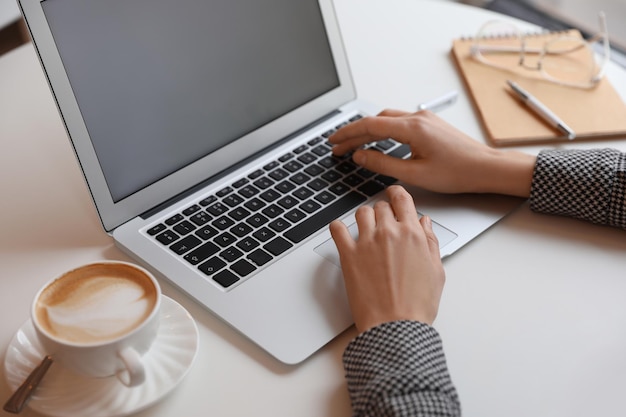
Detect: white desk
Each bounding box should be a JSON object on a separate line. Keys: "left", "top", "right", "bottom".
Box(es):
{"left": 0, "top": 0, "right": 20, "bottom": 30}
{"left": 2, "top": 1, "right": 626, "bottom": 416}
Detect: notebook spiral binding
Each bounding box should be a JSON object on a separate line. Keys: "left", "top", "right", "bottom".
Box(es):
{"left": 458, "top": 29, "right": 570, "bottom": 42}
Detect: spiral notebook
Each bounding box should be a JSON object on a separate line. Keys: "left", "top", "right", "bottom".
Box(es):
{"left": 451, "top": 29, "right": 626, "bottom": 145}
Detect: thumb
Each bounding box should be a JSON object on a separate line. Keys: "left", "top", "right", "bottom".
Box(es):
{"left": 352, "top": 149, "right": 416, "bottom": 182}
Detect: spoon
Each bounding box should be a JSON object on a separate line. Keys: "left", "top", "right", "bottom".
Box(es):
{"left": 3, "top": 355, "right": 53, "bottom": 414}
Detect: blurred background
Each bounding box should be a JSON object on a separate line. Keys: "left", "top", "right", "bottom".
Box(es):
{"left": 1, "top": 0, "right": 625, "bottom": 63}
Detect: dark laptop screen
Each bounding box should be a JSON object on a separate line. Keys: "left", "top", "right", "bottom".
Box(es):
{"left": 42, "top": 0, "right": 339, "bottom": 202}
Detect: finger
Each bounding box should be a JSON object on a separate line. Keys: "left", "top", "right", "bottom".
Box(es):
{"left": 373, "top": 200, "right": 396, "bottom": 225}
{"left": 420, "top": 215, "right": 441, "bottom": 259}
{"left": 329, "top": 220, "right": 355, "bottom": 254}
{"left": 351, "top": 149, "right": 419, "bottom": 182}
{"left": 329, "top": 116, "right": 416, "bottom": 155}
{"left": 386, "top": 186, "right": 419, "bottom": 224}
{"left": 354, "top": 205, "right": 375, "bottom": 237}
{"left": 377, "top": 108, "right": 411, "bottom": 117}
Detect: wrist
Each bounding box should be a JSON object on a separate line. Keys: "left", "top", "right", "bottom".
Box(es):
{"left": 480, "top": 150, "right": 536, "bottom": 197}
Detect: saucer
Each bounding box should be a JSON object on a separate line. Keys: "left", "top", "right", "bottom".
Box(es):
{"left": 4, "top": 296, "right": 199, "bottom": 417}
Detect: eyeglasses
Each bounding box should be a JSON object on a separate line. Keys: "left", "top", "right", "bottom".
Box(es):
{"left": 470, "top": 12, "right": 610, "bottom": 89}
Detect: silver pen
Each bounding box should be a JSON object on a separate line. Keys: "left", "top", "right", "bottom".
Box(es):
{"left": 507, "top": 80, "right": 576, "bottom": 140}
{"left": 417, "top": 90, "right": 459, "bottom": 112}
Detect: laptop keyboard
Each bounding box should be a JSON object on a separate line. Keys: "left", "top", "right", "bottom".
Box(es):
{"left": 145, "top": 114, "right": 411, "bottom": 289}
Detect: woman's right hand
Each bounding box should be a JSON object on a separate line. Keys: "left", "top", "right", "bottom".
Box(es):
{"left": 329, "top": 109, "right": 536, "bottom": 198}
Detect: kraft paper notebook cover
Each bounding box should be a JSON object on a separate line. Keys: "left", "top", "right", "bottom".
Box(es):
{"left": 451, "top": 29, "right": 626, "bottom": 145}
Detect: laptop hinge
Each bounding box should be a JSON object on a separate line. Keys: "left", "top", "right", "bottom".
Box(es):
{"left": 140, "top": 109, "right": 342, "bottom": 220}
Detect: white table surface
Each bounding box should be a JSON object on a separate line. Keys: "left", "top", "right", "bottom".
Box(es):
{"left": 2, "top": 1, "right": 626, "bottom": 416}
{"left": 0, "top": 0, "right": 20, "bottom": 30}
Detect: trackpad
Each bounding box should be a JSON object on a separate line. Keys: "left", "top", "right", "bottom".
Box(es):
{"left": 314, "top": 214, "right": 458, "bottom": 267}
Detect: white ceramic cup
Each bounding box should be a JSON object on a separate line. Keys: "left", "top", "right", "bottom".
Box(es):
{"left": 31, "top": 261, "right": 161, "bottom": 387}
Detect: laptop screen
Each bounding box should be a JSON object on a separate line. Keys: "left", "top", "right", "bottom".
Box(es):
{"left": 41, "top": 0, "right": 339, "bottom": 202}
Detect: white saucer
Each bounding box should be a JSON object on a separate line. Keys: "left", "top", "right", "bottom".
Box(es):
{"left": 4, "top": 296, "right": 199, "bottom": 417}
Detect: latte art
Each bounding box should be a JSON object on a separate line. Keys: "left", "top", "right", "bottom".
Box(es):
{"left": 34, "top": 264, "right": 157, "bottom": 344}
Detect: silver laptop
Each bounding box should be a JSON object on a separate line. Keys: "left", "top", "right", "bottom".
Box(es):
{"left": 19, "top": 0, "right": 521, "bottom": 364}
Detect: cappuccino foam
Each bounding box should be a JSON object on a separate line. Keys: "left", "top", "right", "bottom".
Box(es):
{"left": 35, "top": 264, "right": 157, "bottom": 344}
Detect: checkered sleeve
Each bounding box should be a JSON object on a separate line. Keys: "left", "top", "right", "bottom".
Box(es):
{"left": 343, "top": 321, "right": 461, "bottom": 417}
{"left": 529, "top": 148, "right": 626, "bottom": 229}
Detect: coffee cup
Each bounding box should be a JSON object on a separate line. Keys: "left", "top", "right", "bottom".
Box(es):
{"left": 31, "top": 261, "right": 161, "bottom": 387}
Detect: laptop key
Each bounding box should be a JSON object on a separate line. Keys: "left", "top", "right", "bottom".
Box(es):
{"left": 262, "top": 204, "right": 284, "bottom": 218}
{"left": 199, "top": 195, "right": 217, "bottom": 206}
{"left": 311, "top": 144, "right": 331, "bottom": 157}
{"left": 230, "top": 222, "right": 253, "bottom": 237}
{"left": 199, "top": 256, "right": 226, "bottom": 276}
{"left": 260, "top": 189, "right": 281, "bottom": 202}
{"left": 220, "top": 246, "right": 243, "bottom": 262}
{"left": 304, "top": 164, "right": 325, "bottom": 176}
{"left": 231, "top": 259, "right": 256, "bottom": 277}
{"left": 223, "top": 194, "right": 244, "bottom": 207}
{"left": 277, "top": 195, "right": 298, "bottom": 209}
{"left": 253, "top": 227, "right": 275, "bottom": 242}
{"left": 375, "top": 174, "right": 397, "bottom": 186}
{"left": 214, "top": 231, "right": 236, "bottom": 247}
{"left": 343, "top": 174, "right": 364, "bottom": 187}
{"left": 207, "top": 202, "right": 228, "bottom": 216}
{"left": 387, "top": 143, "right": 411, "bottom": 159}
{"left": 290, "top": 172, "right": 310, "bottom": 185}
{"left": 246, "top": 213, "right": 269, "bottom": 228}
{"left": 268, "top": 217, "right": 290, "bottom": 232}
{"left": 293, "top": 144, "right": 308, "bottom": 154}
{"left": 185, "top": 241, "right": 220, "bottom": 265}
{"left": 269, "top": 168, "right": 289, "bottom": 181}
{"left": 275, "top": 180, "right": 296, "bottom": 194}
{"left": 238, "top": 185, "right": 260, "bottom": 198}
{"left": 244, "top": 197, "right": 266, "bottom": 212}
{"left": 248, "top": 169, "right": 264, "bottom": 179}
{"left": 285, "top": 208, "right": 307, "bottom": 223}
{"left": 358, "top": 180, "right": 385, "bottom": 197}
{"left": 321, "top": 170, "right": 341, "bottom": 183}
{"left": 247, "top": 248, "right": 273, "bottom": 266}
{"left": 147, "top": 223, "right": 166, "bottom": 236}
{"left": 307, "top": 178, "right": 329, "bottom": 191}
{"left": 284, "top": 191, "right": 366, "bottom": 243}
{"left": 165, "top": 213, "right": 184, "bottom": 225}
{"left": 264, "top": 236, "right": 293, "bottom": 256}
{"left": 212, "top": 216, "right": 235, "bottom": 230}
{"left": 307, "top": 136, "right": 324, "bottom": 146}
{"left": 283, "top": 161, "right": 303, "bottom": 172}
{"left": 253, "top": 176, "right": 274, "bottom": 189}
{"left": 228, "top": 207, "right": 251, "bottom": 222}
{"left": 170, "top": 235, "right": 202, "bottom": 255}
{"left": 216, "top": 187, "right": 233, "bottom": 197}
{"left": 190, "top": 211, "right": 212, "bottom": 226}
{"left": 314, "top": 190, "right": 336, "bottom": 205}
{"left": 195, "top": 225, "right": 218, "bottom": 240}
{"left": 293, "top": 187, "right": 314, "bottom": 200}
{"left": 237, "top": 236, "right": 260, "bottom": 252}
{"left": 232, "top": 178, "right": 249, "bottom": 188}
{"left": 213, "top": 270, "right": 239, "bottom": 288}
{"left": 263, "top": 161, "right": 279, "bottom": 171}
{"left": 173, "top": 220, "right": 196, "bottom": 235}
{"left": 299, "top": 200, "right": 322, "bottom": 214}
{"left": 183, "top": 204, "right": 201, "bottom": 216}
{"left": 329, "top": 182, "right": 350, "bottom": 195}
{"left": 297, "top": 152, "right": 317, "bottom": 164}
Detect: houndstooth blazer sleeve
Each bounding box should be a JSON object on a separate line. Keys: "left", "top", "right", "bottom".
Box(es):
{"left": 529, "top": 148, "right": 626, "bottom": 229}
{"left": 343, "top": 321, "right": 461, "bottom": 417}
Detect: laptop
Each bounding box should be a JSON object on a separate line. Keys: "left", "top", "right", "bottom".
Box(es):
{"left": 18, "top": 0, "right": 521, "bottom": 364}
